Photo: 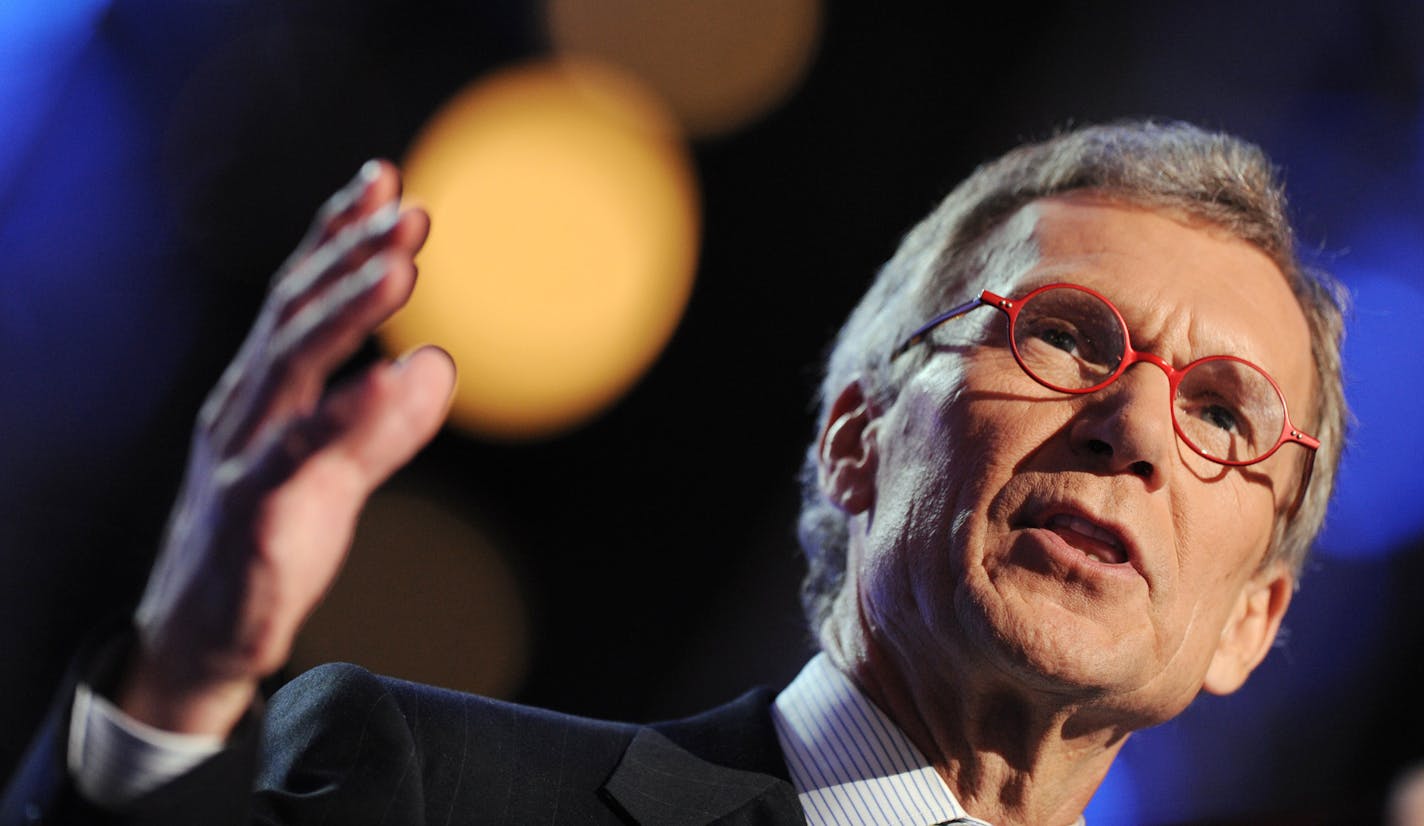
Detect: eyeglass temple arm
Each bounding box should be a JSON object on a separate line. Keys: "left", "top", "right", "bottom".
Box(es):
{"left": 891, "top": 295, "right": 991, "bottom": 360}
{"left": 1287, "top": 447, "right": 1316, "bottom": 518}
{"left": 1279, "top": 413, "right": 1320, "bottom": 517}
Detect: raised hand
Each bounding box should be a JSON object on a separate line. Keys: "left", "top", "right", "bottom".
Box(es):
{"left": 116, "top": 161, "right": 456, "bottom": 737}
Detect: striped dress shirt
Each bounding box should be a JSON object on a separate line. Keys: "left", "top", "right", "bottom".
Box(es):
{"left": 771, "top": 654, "right": 1086, "bottom": 826}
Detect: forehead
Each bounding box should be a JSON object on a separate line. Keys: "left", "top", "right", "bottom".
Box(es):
{"left": 1007, "top": 195, "right": 1318, "bottom": 422}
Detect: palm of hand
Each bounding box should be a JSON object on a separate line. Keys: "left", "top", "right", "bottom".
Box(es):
{"left": 121, "top": 162, "right": 455, "bottom": 736}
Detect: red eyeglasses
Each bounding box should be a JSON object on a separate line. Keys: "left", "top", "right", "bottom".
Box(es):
{"left": 894, "top": 283, "right": 1319, "bottom": 504}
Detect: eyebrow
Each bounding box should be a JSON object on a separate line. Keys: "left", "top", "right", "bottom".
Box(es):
{"left": 994, "top": 266, "right": 1086, "bottom": 303}
{"left": 1006, "top": 271, "right": 1280, "bottom": 370}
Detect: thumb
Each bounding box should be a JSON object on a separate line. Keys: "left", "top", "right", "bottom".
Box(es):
{"left": 317, "top": 345, "right": 457, "bottom": 493}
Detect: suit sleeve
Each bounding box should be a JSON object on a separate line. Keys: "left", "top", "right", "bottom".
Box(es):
{"left": 255, "top": 664, "right": 642, "bottom": 826}
{"left": 6, "top": 651, "right": 648, "bottom": 826}
{"left": 0, "top": 630, "right": 259, "bottom": 826}
{"left": 1, "top": 653, "right": 433, "bottom": 826}
{"left": 251, "top": 663, "right": 432, "bottom": 825}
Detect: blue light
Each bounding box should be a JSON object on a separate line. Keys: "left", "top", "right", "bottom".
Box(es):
{"left": 0, "top": 0, "right": 199, "bottom": 507}
{"left": 1083, "top": 744, "right": 1142, "bottom": 825}
{"left": 1263, "top": 94, "right": 1424, "bottom": 562}
{"left": 0, "top": 0, "right": 113, "bottom": 200}
{"left": 1315, "top": 268, "right": 1424, "bottom": 559}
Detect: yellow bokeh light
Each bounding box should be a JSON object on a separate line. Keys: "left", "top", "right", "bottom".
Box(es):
{"left": 546, "top": 0, "right": 823, "bottom": 137}
{"left": 384, "top": 60, "right": 699, "bottom": 439}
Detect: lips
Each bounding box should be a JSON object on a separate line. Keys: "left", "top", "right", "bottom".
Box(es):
{"left": 1042, "top": 512, "right": 1129, "bottom": 565}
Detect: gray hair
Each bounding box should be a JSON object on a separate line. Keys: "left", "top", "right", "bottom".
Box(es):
{"left": 796, "top": 120, "right": 1350, "bottom": 638}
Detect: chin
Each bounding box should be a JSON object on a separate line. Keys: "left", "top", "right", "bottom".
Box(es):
{"left": 955, "top": 576, "right": 1165, "bottom": 701}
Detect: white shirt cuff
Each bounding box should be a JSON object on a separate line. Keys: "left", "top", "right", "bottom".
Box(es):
{"left": 68, "top": 682, "right": 226, "bottom": 807}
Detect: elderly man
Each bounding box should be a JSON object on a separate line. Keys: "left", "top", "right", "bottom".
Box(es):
{"left": 2, "top": 120, "right": 1347, "bottom": 826}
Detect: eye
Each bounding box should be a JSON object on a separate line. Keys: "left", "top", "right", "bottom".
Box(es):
{"left": 1199, "top": 403, "right": 1240, "bottom": 433}
{"left": 1035, "top": 324, "right": 1080, "bottom": 354}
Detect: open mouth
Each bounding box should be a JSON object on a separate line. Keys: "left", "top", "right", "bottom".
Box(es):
{"left": 1042, "top": 513, "right": 1129, "bottom": 565}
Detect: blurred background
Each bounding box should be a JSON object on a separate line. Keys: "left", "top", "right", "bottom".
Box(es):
{"left": 2, "top": 1, "right": 1422, "bottom": 823}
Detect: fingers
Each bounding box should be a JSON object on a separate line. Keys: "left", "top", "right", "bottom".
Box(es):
{"left": 296, "top": 159, "right": 403, "bottom": 257}
{"left": 275, "top": 202, "right": 402, "bottom": 317}
{"left": 213, "top": 250, "right": 418, "bottom": 455}
{"left": 321, "top": 345, "right": 456, "bottom": 491}
{"left": 201, "top": 162, "right": 429, "bottom": 457}
{"left": 122, "top": 164, "right": 446, "bottom": 739}
{"left": 273, "top": 183, "right": 427, "bottom": 325}
{"left": 391, "top": 202, "right": 431, "bottom": 257}
{"left": 239, "top": 345, "right": 456, "bottom": 496}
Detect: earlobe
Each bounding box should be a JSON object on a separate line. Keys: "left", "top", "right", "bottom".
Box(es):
{"left": 818, "top": 382, "right": 879, "bottom": 515}
{"left": 1202, "top": 563, "right": 1294, "bottom": 695}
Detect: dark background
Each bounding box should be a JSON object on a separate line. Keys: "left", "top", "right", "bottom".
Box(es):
{"left": 3, "top": 1, "right": 1423, "bottom": 823}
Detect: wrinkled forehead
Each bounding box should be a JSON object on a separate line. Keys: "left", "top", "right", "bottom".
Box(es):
{"left": 977, "top": 195, "right": 1319, "bottom": 425}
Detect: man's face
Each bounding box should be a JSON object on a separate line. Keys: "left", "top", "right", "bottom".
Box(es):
{"left": 841, "top": 195, "right": 1315, "bottom": 725}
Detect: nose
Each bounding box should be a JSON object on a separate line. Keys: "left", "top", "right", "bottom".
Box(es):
{"left": 1068, "top": 363, "right": 1175, "bottom": 489}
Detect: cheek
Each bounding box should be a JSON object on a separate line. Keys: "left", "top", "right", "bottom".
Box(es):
{"left": 873, "top": 397, "right": 967, "bottom": 559}
{"left": 916, "top": 353, "right": 1083, "bottom": 556}
{"left": 952, "top": 352, "right": 1067, "bottom": 464}
{"left": 1162, "top": 478, "right": 1277, "bottom": 643}
{"left": 880, "top": 389, "right": 1063, "bottom": 609}
{"left": 858, "top": 382, "right": 985, "bottom": 637}
{"left": 1176, "top": 470, "right": 1277, "bottom": 569}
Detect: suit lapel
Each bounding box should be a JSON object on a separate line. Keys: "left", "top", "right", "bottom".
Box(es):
{"left": 602, "top": 728, "right": 805, "bottom": 825}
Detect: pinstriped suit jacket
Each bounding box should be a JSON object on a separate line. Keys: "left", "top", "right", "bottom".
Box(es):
{"left": 3, "top": 654, "right": 807, "bottom": 826}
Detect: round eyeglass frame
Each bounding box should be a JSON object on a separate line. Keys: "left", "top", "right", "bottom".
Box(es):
{"left": 892, "top": 282, "right": 1320, "bottom": 504}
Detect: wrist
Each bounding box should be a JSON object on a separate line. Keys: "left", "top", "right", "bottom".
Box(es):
{"left": 115, "top": 649, "right": 258, "bottom": 738}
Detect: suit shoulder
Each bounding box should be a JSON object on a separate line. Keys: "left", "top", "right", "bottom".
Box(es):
{"left": 651, "top": 687, "right": 788, "bottom": 782}
{"left": 258, "top": 664, "right": 643, "bottom": 823}
{"left": 265, "top": 662, "right": 641, "bottom": 762}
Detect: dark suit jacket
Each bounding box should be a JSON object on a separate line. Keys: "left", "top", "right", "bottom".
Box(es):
{"left": 2, "top": 647, "right": 807, "bottom": 826}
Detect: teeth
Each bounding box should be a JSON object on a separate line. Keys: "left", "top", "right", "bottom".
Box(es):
{"left": 1080, "top": 547, "right": 1117, "bottom": 564}
{"left": 1044, "top": 513, "right": 1126, "bottom": 563}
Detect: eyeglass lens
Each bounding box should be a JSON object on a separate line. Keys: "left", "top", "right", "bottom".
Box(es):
{"left": 1010, "top": 286, "right": 1288, "bottom": 464}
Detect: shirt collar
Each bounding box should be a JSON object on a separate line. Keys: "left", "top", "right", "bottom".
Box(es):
{"left": 771, "top": 654, "right": 1085, "bottom": 826}
{"left": 772, "top": 653, "right": 987, "bottom": 825}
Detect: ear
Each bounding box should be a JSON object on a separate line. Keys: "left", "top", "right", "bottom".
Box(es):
{"left": 817, "top": 382, "right": 879, "bottom": 516}
{"left": 1201, "top": 561, "right": 1294, "bottom": 695}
